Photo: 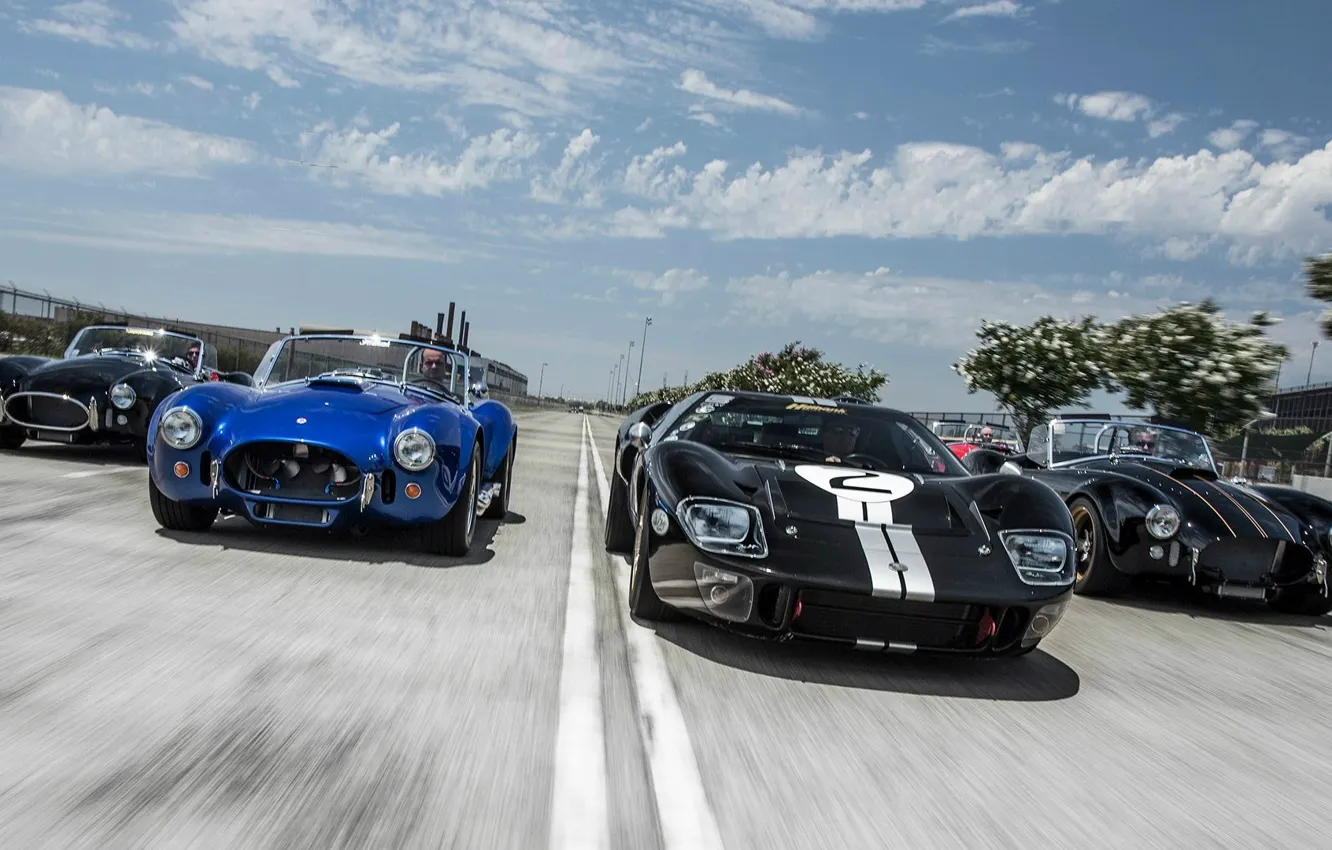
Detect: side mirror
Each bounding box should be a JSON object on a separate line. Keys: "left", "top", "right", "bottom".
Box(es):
{"left": 469, "top": 381, "right": 490, "bottom": 402}
{"left": 628, "top": 421, "right": 652, "bottom": 450}
{"left": 1000, "top": 461, "right": 1023, "bottom": 476}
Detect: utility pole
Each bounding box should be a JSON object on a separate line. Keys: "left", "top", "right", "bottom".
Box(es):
{"left": 635, "top": 316, "right": 652, "bottom": 397}
{"left": 1308, "top": 341, "right": 1319, "bottom": 386}
{"left": 537, "top": 362, "right": 546, "bottom": 399}
{"left": 621, "top": 340, "right": 634, "bottom": 404}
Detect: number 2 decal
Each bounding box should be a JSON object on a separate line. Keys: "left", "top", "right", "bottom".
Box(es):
{"left": 794, "top": 465, "right": 916, "bottom": 503}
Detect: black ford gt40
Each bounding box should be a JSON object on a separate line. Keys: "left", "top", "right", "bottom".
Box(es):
{"left": 604, "top": 390, "right": 1078, "bottom": 658}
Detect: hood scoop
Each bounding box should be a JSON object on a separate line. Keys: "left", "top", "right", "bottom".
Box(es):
{"left": 758, "top": 466, "right": 960, "bottom": 530}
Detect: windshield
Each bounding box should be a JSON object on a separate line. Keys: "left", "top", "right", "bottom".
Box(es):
{"left": 254, "top": 335, "right": 469, "bottom": 399}
{"left": 1050, "top": 420, "right": 1215, "bottom": 470}
{"left": 65, "top": 326, "right": 208, "bottom": 373}
{"left": 963, "top": 423, "right": 1023, "bottom": 450}
{"left": 661, "top": 394, "right": 970, "bottom": 476}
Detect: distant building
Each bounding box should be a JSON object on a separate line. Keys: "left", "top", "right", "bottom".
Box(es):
{"left": 469, "top": 355, "right": 529, "bottom": 397}
{"left": 1269, "top": 381, "right": 1332, "bottom": 434}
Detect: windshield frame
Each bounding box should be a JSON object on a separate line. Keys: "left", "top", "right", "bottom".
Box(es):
{"left": 1041, "top": 418, "right": 1217, "bottom": 472}
{"left": 64, "top": 324, "right": 211, "bottom": 378}
{"left": 252, "top": 333, "right": 472, "bottom": 402}
{"left": 658, "top": 392, "right": 973, "bottom": 477}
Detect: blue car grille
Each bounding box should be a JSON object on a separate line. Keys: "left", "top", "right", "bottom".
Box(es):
{"left": 223, "top": 440, "right": 364, "bottom": 502}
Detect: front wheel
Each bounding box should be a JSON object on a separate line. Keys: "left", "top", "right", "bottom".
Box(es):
{"left": 483, "top": 435, "right": 515, "bottom": 519}
{"left": 423, "top": 442, "right": 481, "bottom": 557}
{"left": 0, "top": 425, "right": 25, "bottom": 450}
{"left": 1069, "top": 496, "right": 1127, "bottom": 596}
{"left": 627, "top": 483, "right": 677, "bottom": 621}
{"left": 148, "top": 476, "right": 218, "bottom": 531}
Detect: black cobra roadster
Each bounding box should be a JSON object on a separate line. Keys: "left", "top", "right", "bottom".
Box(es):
{"left": 0, "top": 324, "right": 252, "bottom": 460}
{"left": 604, "top": 390, "right": 1080, "bottom": 657}
{"left": 963, "top": 416, "right": 1332, "bottom": 616}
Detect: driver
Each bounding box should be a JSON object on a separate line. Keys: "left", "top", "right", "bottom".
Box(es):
{"left": 417, "top": 348, "right": 449, "bottom": 383}
{"left": 978, "top": 426, "right": 994, "bottom": 446}
{"left": 821, "top": 420, "right": 860, "bottom": 463}
{"left": 186, "top": 344, "right": 201, "bottom": 370}
{"left": 1127, "top": 426, "right": 1157, "bottom": 453}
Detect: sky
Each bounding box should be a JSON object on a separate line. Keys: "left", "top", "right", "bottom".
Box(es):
{"left": 1, "top": 0, "right": 1330, "bottom": 409}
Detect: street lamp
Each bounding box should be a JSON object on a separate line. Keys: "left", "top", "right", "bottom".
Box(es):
{"left": 635, "top": 316, "right": 652, "bottom": 397}
{"left": 621, "top": 340, "right": 634, "bottom": 404}
{"left": 1239, "top": 409, "right": 1278, "bottom": 476}
{"left": 537, "top": 362, "right": 547, "bottom": 399}
{"left": 1308, "top": 340, "right": 1319, "bottom": 386}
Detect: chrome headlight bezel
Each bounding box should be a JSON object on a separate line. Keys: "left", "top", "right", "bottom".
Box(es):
{"left": 393, "top": 428, "right": 436, "bottom": 472}
{"left": 998, "top": 529, "right": 1076, "bottom": 586}
{"left": 110, "top": 382, "right": 136, "bottom": 410}
{"left": 159, "top": 406, "right": 202, "bottom": 450}
{"left": 675, "top": 496, "right": 768, "bottom": 559}
{"left": 1145, "top": 504, "right": 1181, "bottom": 539}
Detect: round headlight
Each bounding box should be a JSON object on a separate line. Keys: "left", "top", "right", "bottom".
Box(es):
{"left": 110, "top": 383, "right": 136, "bottom": 410}
{"left": 393, "top": 428, "right": 436, "bottom": 472}
{"left": 160, "top": 406, "right": 202, "bottom": 450}
{"left": 1145, "top": 504, "right": 1181, "bottom": 539}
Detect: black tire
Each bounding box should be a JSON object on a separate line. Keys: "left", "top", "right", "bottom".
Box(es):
{"left": 422, "top": 441, "right": 480, "bottom": 557}
{"left": 1069, "top": 496, "right": 1127, "bottom": 596}
{"left": 0, "top": 425, "right": 25, "bottom": 450}
{"left": 627, "top": 482, "right": 677, "bottom": 621}
{"left": 604, "top": 445, "right": 636, "bottom": 555}
{"left": 483, "top": 434, "right": 515, "bottom": 519}
{"left": 148, "top": 475, "right": 218, "bottom": 532}
{"left": 1268, "top": 585, "right": 1332, "bottom": 616}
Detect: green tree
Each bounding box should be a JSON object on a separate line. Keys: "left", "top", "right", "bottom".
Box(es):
{"left": 625, "top": 341, "right": 888, "bottom": 409}
{"left": 952, "top": 316, "right": 1113, "bottom": 440}
{"left": 1102, "top": 299, "right": 1288, "bottom": 436}
{"left": 1304, "top": 253, "right": 1332, "bottom": 337}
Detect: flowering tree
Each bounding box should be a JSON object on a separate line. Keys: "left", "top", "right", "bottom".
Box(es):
{"left": 1304, "top": 253, "right": 1332, "bottom": 337}
{"left": 1102, "top": 299, "right": 1288, "bottom": 436}
{"left": 952, "top": 316, "right": 1114, "bottom": 440}
{"left": 625, "top": 342, "right": 888, "bottom": 409}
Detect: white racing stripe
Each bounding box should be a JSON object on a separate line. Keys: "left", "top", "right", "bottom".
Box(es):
{"left": 585, "top": 419, "right": 726, "bottom": 850}
{"left": 851, "top": 523, "right": 936, "bottom": 603}
{"left": 855, "top": 523, "right": 903, "bottom": 599}
{"left": 548, "top": 419, "right": 610, "bottom": 850}
{"left": 884, "top": 526, "right": 935, "bottom": 602}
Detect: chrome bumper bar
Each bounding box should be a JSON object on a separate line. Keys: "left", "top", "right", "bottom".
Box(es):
{"left": 1, "top": 391, "right": 99, "bottom": 433}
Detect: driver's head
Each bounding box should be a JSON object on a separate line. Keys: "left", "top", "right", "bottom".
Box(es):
{"left": 822, "top": 420, "right": 859, "bottom": 455}
{"left": 419, "top": 348, "right": 446, "bottom": 377}
{"left": 980, "top": 426, "right": 993, "bottom": 444}
{"left": 186, "top": 344, "right": 200, "bottom": 368}
{"left": 1129, "top": 426, "right": 1156, "bottom": 451}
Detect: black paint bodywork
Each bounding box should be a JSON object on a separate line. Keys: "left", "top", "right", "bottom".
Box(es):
{"left": 605, "top": 391, "right": 1078, "bottom": 657}
{"left": 0, "top": 344, "right": 252, "bottom": 457}
{"left": 964, "top": 427, "right": 1332, "bottom": 613}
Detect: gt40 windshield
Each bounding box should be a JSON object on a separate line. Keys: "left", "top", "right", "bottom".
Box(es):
{"left": 66, "top": 326, "right": 207, "bottom": 372}
{"left": 254, "top": 335, "right": 469, "bottom": 398}
{"left": 663, "top": 395, "right": 970, "bottom": 476}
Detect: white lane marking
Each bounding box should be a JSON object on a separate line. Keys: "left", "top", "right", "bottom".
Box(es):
{"left": 548, "top": 416, "right": 610, "bottom": 850}
{"left": 855, "top": 523, "right": 903, "bottom": 599}
{"left": 884, "top": 526, "right": 935, "bottom": 602}
{"left": 61, "top": 467, "right": 141, "bottom": 479}
{"left": 585, "top": 419, "right": 726, "bottom": 850}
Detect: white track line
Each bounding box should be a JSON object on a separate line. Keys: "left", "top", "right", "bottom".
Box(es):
{"left": 584, "top": 418, "right": 726, "bottom": 850}
{"left": 61, "top": 467, "right": 141, "bottom": 479}
{"left": 548, "top": 417, "right": 610, "bottom": 850}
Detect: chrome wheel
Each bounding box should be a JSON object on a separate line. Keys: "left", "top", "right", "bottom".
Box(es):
{"left": 1071, "top": 504, "right": 1095, "bottom": 583}
{"left": 465, "top": 450, "right": 478, "bottom": 543}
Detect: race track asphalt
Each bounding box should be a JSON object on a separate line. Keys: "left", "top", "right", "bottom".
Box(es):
{"left": 1, "top": 409, "right": 1330, "bottom": 849}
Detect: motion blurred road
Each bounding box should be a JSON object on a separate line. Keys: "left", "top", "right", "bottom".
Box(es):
{"left": 2, "top": 410, "right": 1330, "bottom": 849}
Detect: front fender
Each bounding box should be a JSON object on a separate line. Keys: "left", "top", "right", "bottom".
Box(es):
{"left": 1068, "top": 474, "right": 1172, "bottom": 549}
{"left": 0, "top": 355, "right": 53, "bottom": 395}
{"left": 468, "top": 398, "right": 516, "bottom": 481}
{"left": 641, "top": 440, "right": 761, "bottom": 513}
{"left": 946, "top": 473, "right": 1075, "bottom": 538}
{"left": 1247, "top": 484, "right": 1332, "bottom": 549}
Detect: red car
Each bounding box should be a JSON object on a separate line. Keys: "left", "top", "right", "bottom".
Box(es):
{"left": 943, "top": 424, "right": 1024, "bottom": 460}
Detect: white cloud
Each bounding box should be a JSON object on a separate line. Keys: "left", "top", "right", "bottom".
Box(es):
{"left": 944, "top": 1, "right": 1025, "bottom": 22}
{"left": 0, "top": 211, "right": 460, "bottom": 263}
{"left": 530, "top": 128, "right": 604, "bottom": 206}
{"left": 1146, "top": 112, "right": 1187, "bottom": 138}
{"left": 560, "top": 135, "right": 1332, "bottom": 262}
{"left": 304, "top": 121, "right": 541, "bottom": 197}
{"left": 1058, "top": 90, "right": 1153, "bottom": 122}
{"left": 179, "top": 75, "right": 214, "bottom": 91}
{"left": 722, "top": 266, "right": 1293, "bottom": 352}
{"left": 617, "top": 267, "right": 711, "bottom": 305}
{"left": 1209, "top": 119, "right": 1259, "bottom": 150}
{"left": 678, "top": 69, "right": 804, "bottom": 116}
{"left": 0, "top": 87, "right": 254, "bottom": 177}
{"left": 19, "top": 0, "right": 153, "bottom": 50}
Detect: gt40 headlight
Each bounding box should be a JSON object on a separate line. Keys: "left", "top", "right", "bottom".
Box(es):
{"left": 675, "top": 497, "right": 768, "bottom": 559}
{"left": 999, "top": 530, "right": 1075, "bottom": 586}
{"left": 159, "top": 406, "right": 202, "bottom": 450}
{"left": 110, "top": 382, "right": 136, "bottom": 410}
{"left": 1145, "top": 504, "right": 1181, "bottom": 539}
{"left": 393, "top": 428, "right": 436, "bottom": 472}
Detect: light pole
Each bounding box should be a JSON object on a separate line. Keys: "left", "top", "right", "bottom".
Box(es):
{"left": 621, "top": 340, "right": 634, "bottom": 404}
{"left": 1307, "top": 340, "right": 1319, "bottom": 386}
{"left": 1239, "top": 409, "right": 1278, "bottom": 478}
{"left": 616, "top": 355, "right": 624, "bottom": 405}
{"left": 635, "top": 316, "right": 652, "bottom": 397}
{"left": 537, "top": 362, "right": 546, "bottom": 399}
{"left": 607, "top": 366, "right": 614, "bottom": 403}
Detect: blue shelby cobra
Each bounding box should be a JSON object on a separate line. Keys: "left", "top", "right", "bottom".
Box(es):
{"left": 144, "top": 332, "right": 517, "bottom": 556}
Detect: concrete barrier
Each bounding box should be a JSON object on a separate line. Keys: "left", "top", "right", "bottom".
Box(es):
{"left": 1290, "top": 474, "right": 1332, "bottom": 500}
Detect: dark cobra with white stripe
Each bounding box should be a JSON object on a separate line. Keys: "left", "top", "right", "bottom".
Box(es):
{"left": 604, "top": 391, "right": 1078, "bottom": 658}
{"left": 963, "top": 415, "right": 1332, "bottom": 616}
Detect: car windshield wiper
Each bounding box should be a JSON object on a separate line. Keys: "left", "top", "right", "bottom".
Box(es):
{"left": 706, "top": 440, "right": 827, "bottom": 462}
